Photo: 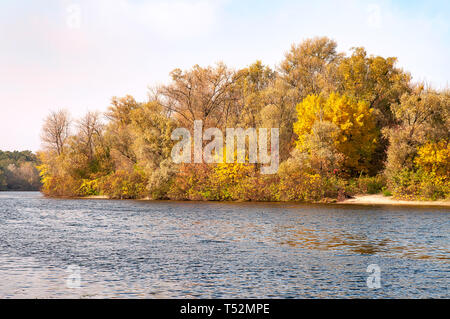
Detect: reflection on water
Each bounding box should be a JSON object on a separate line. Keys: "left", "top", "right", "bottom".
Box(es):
{"left": 0, "top": 192, "right": 448, "bottom": 298}
{"left": 275, "top": 225, "right": 450, "bottom": 260}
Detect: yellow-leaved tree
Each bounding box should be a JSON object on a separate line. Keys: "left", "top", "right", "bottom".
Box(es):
{"left": 415, "top": 140, "right": 450, "bottom": 182}
{"left": 294, "top": 93, "right": 378, "bottom": 174}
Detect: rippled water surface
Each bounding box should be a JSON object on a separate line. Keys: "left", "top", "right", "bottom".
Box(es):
{"left": 0, "top": 192, "right": 448, "bottom": 298}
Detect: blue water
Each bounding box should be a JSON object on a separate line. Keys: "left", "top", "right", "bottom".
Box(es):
{"left": 0, "top": 192, "right": 448, "bottom": 298}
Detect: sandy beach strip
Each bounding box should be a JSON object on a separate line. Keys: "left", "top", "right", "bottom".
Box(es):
{"left": 339, "top": 194, "right": 450, "bottom": 207}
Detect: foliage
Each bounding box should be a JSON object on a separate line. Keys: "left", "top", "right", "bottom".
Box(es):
{"left": 383, "top": 86, "right": 450, "bottom": 200}
{"left": 382, "top": 187, "right": 392, "bottom": 197}
{"left": 276, "top": 150, "right": 346, "bottom": 201}
{"left": 0, "top": 150, "right": 41, "bottom": 191}
{"left": 147, "top": 159, "right": 178, "bottom": 199}
{"left": 34, "top": 37, "right": 449, "bottom": 202}
{"left": 388, "top": 140, "right": 449, "bottom": 200}
{"left": 37, "top": 152, "right": 82, "bottom": 197}
{"left": 280, "top": 36, "right": 340, "bottom": 98}
{"left": 337, "top": 47, "right": 411, "bottom": 126}
{"left": 389, "top": 168, "right": 449, "bottom": 201}
{"left": 294, "top": 93, "right": 378, "bottom": 174}
{"left": 98, "top": 170, "right": 147, "bottom": 199}
{"left": 78, "top": 179, "right": 100, "bottom": 196}
{"left": 346, "top": 175, "right": 386, "bottom": 195}
{"left": 415, "top": 140, "right": 449, "bottom": 178}
{"left": 167, "top": 164, "right": 214, "bottom": 200}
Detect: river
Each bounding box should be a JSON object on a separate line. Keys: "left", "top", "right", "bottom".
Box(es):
{"left": 0, "top": 192, "right": 448, "bottom": 298}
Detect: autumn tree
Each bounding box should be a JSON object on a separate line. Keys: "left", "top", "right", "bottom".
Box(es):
{"left": 384, "top": 85, "right": 450, "bottom": 182}
{"left": 37, "top": 150, "right": 81, "bottom": 196}
{"left": 104, "top": 96, "right": 141, "bottom": 170}
{"left": 75, "top": 111, "right": 104, "bottom": 161}
{"left": 259, "top": 78, "right": 298, "bottom": 161}
{"left": 268, "top": 37, "right": 342, "bottom": 160}
{"left": 294, "top": 93, "right": 378, "bottom": 174}
{"left": 337, "top": 47, "right": 411, "bottom": 126}
{"left": 130, "top": 101, "right": 178, "bottom": 198}
{"left": 35, "top": 37, "right": 448, "bottom": 201}
{"left": 280, "top": 36, "right": 341, "bottom": 99}
{"left": 157, "top": 63, "right": 237, "bottom": 129}
{"left": 302, "top": 121, "right": 344, "bottom": 175}
{"left": 232, "top": 60, "right": 275, "bottom": 128}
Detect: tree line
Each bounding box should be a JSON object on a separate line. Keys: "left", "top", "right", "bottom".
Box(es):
{"left": 37, "top": 37, "right": 449, "bottom": 201}
{"left": 0, "top": 150, "right": 41, "bottom": 191}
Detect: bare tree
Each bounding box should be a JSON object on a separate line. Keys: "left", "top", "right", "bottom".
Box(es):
{"left": 41, "top": 109, "right": 71, "bottom": 155}
{"left": 157, "top": 63, "right": 238, "bottom": 128}
{"left": 77, "top": 111, "right": 103, "bottom": 161}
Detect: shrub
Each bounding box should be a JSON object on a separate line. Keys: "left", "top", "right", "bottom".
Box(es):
{"left": 78, "top": 179, "right": 100, "bottom": 196}
{"left": 389, "top": 168, "right": 449, "bottom": 200}
{"left": 99, "top": 170, "right": 147, "bottom": 199}
{"left": 358, "top": 175, "right": 386, "bottom": 194}
{"left": 167, "top": 164, "right": 213, "bottom": 200}
{"left": 382, "top": 187, "right": 392, "bottom": 197}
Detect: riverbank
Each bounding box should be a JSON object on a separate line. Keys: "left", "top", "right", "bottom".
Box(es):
{"left": 339, "top": 194, "right": 450, "bottom": 207}
{"left": 73, "top": 194, "right": 450, "bottom": 207}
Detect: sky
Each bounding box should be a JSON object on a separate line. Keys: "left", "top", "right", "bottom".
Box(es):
{"left": 1, "top": 0, "right": 449, "bottom": 152}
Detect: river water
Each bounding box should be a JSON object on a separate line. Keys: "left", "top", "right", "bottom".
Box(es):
{"left": 0, "top": 192, "right": 448, "bottom": 298}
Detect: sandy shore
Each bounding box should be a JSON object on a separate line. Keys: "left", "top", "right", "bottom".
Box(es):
{"left": 76, "top": 194, "right": 449, "bottom": 207}
{"left": 339, "top": 194, "right": 450, "bottom": 207}
{"left": 76, "top": 195, "right": 109, "bottom": 199}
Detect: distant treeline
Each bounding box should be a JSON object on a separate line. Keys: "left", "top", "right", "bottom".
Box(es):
{"left": 37, "top": 37, "right": 449, "bottom": 201}
{"left": 0, "top": 150, "right": 41, "bottom": 191}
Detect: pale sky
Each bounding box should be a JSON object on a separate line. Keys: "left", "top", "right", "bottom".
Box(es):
{"left": 1, "top": 0, "right": 449, "bottom": 152}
